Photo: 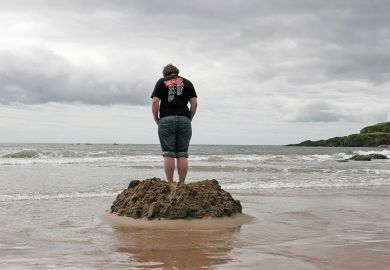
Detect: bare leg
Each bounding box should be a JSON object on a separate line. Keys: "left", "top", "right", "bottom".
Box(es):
{"left": 177, "top": 157, "right": 188, "bottom": 185}
{"left": 164, "top": 157, "right": 175, "bottom": 183}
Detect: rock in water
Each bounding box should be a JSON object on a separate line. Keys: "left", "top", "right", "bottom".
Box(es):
{"left": 368, "top": 153, "right": 388, "bottom": 159}
{"left": 350, "top": 154, "right": 388, "bottom": 161}
{"left": 111, "top": 178, "right": 242, "bottom": 220}
{"left": 350, "top": 154, "right": 372, "bottom": 161}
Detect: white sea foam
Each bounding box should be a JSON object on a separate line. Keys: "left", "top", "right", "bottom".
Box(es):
{"left": 223, "top": 177, "right": 390, "bottom": 190}
{"left": 0, "top": 155, "right": 163, "bottom": 165}
{"left": 3, "top": 178, "right": 389, "bottom": 203}
{"left": 353, "top": 149, "right": 390, "bottom": 157}
{"left": 0, "top": 191, "right": 119, "bottom": 202}
{"left": 1, "top": 149, "right": 389, "bottom": 166}
{"left": 196, "top": 153, "right": 349, "bottom": 162}
{"left": 195, "top": 153, "right": 356, "bottom": 162}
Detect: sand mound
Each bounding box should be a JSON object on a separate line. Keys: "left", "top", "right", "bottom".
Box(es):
{"left": 111, "top": 178, "right": 242, "bottom": 220}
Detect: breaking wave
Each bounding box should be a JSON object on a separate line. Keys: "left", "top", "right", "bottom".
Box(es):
{"left": 222, "top": 177, "right": 390, "bottom": 190}
{"left": 0, "top": 191, "right": 120, "bottom": 202}
{"left": 1, "top": 149, "right": 389, "bottom": 165}
{"left": 2, "top": 175, "right": 390, "bottom": 202}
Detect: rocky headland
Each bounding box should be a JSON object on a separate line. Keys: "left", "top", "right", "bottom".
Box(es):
{"left": 288, "top": 122, "right": 390, "bottom": 147}
{"left": 111, "top": 178, "right": 242, "bottom": 220}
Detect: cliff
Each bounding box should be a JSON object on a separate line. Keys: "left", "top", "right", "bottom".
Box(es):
{"left": 288, "top": 122, "right": 390, "bottom": 147}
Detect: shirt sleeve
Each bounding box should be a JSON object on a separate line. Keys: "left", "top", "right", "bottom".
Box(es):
{"left": 186, "top": 80, "right": 197, "bottom": 99}
{"left": 151, "top": 79, "right": 163, "bottom": 99}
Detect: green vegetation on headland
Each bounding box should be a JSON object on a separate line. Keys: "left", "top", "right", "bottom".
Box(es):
{"left": 288, "top": 122, "right": 390, "bottom": 147}
{"left": 360, "top": 122, "right": 390, "bottom": 134}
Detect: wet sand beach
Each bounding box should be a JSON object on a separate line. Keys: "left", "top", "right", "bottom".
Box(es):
{"left": 1, "top": 188, "right": 390, "bottom": 269}
{"left": 96, "top": 192, "right": 390, "bottom": 270}
{"left": 1, "top": 144, "right": 390, "bottom": 269}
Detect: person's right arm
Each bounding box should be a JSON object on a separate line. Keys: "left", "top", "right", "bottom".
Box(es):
{"left": 151, "top": 79, "right": 162, "bottom": 125}
{"left": 151, "top": 97, "right": 160, "bottom": 125}
{"left": 189, "top": 97, "right": 197, "bottom": 121}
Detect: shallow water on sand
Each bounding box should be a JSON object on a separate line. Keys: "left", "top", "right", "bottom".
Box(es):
{"left": 1, "top": 193, "right": 390, "bottom": 269}
{"left": 1, "top": 144, "right": 390, "bottom": 269}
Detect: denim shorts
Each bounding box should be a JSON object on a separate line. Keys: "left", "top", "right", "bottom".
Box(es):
{"left": 158, "top": 115, "right": 192, "bottom": 158}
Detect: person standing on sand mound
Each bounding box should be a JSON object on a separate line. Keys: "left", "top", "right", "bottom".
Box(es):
{"left": 151, "top": 64, "right": 198, "bottom": 185}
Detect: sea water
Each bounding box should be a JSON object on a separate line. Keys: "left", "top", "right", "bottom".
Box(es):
{"left": 0, "top": 144, "right": 390, "bottom": 269}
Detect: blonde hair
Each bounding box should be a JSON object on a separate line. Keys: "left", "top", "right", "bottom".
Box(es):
{"left": 163, "top": 64, "right": 179, "bottom": 77}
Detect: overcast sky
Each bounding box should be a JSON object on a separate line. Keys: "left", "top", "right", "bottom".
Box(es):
{"left": 1, "top": 0, "right": 389, "bottom": 144}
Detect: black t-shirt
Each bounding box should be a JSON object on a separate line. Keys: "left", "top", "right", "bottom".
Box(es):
{"left": 151, "top": 74, "right": 197, "bottom": 119}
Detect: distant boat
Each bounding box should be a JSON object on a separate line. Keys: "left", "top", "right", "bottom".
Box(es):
{"left": 113, "top": 142, "right": 119, "bottom": 145}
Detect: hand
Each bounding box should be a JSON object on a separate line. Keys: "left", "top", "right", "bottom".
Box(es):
{"left": 154, "top": 118, "right": 159, "bottom": 125}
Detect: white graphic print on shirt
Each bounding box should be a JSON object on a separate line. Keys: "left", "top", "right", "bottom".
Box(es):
{"left": 164, "top": 77, "right": 184, "bottom": 102}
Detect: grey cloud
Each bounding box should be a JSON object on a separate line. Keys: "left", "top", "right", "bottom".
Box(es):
{"left": 4, "top": 1, "right": 390, "bottom": 85}
{"left": 1, "top": 0, "right": 390, "bottom": 112}
{"left": 290, "top": 111, "right": 341, "bottom": 123}
{"left": 281, "top": 101, "right": 341, "bottom": 122}
{"left": 130, "top": 0, "right": 390, "bottom": 85}
{"left": 0, "top": 48, "right": 149, "bottom": 105}
{"left": 320, "top": 47, "right": 390, "bottom": 83}
{"left": 280, "top": 100, "right": 389, "bottom": 123}
{"left": 1, "top": 0, "right": 390, "bottom": 143}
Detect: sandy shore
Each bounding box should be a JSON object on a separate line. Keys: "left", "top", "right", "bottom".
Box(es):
{"left": 1, "top": 144, "right": 390, "bottom": 269}
{"left": 98, "top": 193, "right": 390, "bottom": 270}
{"left": 100, "top": 213, "right": 254, "bottom": 269}
{"left": 1, "top": 191, "right": 390, "bottom": 269}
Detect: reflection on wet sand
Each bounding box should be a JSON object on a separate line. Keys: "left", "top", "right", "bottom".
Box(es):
{"left": 103, "top": 214, "right": 254, "bottom": 269}
{"left": 114, "top": 227, "right": 239, "bottom": 269}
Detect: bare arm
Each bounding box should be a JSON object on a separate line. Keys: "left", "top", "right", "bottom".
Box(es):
{"left": 189, "top": 97, "right": 198, "bottom": 121}
{"left": 151, "top": 97, "right": 160, "bottom": 125}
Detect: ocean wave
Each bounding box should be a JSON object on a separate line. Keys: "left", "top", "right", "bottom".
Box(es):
{"left": 0, "top": 191, "right": 120, "bottom": 202}
{"left": 130, "top": 164, "right": 331, "bottom": 173}
{"left": 1, "top": 177, "right": 390, "bottom": 201}
{"left": 0, "top": 155, "right": 163, "bottom": 165}
{"left": 353, "top": 149, "right": 390, "bottom": 157}
{"left": 192, "top": 152, "right": 384, "bottom": 162}
{"left": 183, "top": 165, "right": 286, "bottom": 173}
{"left": 1, "top": 149, "right": 160, "bottom": 159}
{"left": 222, "top": 178, "right": 390, "bottom": 190}
{"left": 194, "top": 153, "right": 358, "bottom": 162}
{"left": 3, "top": 150, "right": 40, "bottom": 158}
{"left": 1, "top": 149, "right": 389, "bottom": 165}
